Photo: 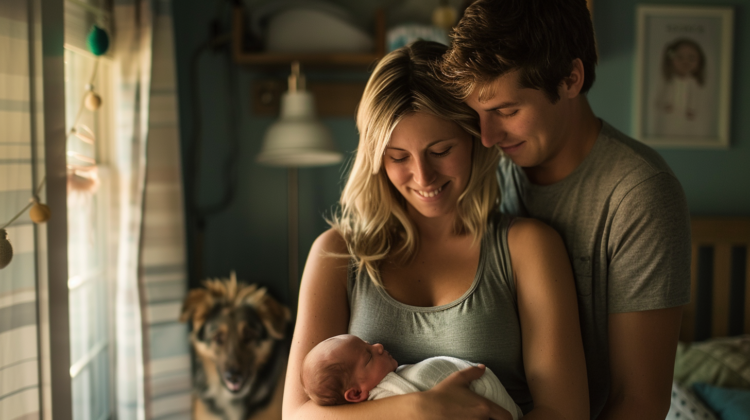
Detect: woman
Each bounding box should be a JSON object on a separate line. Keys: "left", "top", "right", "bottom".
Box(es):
{"left": 282, "top": 41, "right": 588, "bottom": 420}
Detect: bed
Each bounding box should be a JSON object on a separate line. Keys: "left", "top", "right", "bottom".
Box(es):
{"left": 681, "top": 218, "right": 750, "bottom": 342}
{"left": 668, "top": 218, "right": 750, "bottom": 420}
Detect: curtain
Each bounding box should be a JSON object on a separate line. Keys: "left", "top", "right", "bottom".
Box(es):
{"left": 138, "top": 0, "right": 192, "bottom": 418}
{"left": 0, "top": 0, "right": 189, "bottom": 417}
{"left": 0, "top": 1, "right": 43, "bottom": 419}
{"left": 113, "top": 0, "right": 190, "bottom": 419}
{"left": 111, "top": 1, "right": 153, "bottom": 418}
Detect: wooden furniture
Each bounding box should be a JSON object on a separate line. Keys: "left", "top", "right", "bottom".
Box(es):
{"left": 680, "top": 218, "right": 750, "bottom": 342}
{"left": 231, "top": 6, "right": 386, "bottom": 69}
{"left": 252, "top": 79, "right": 366, "bottom": 117}
{"left": 231, "top": 5, "right": 385, "bottom": 117}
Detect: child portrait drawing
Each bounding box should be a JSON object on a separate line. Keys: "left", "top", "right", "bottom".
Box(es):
{"left": 652, "top": 37, "right": 710, "bottom": 137}
{"left": 637, "top": 7, "right": 733, "bottom": 146}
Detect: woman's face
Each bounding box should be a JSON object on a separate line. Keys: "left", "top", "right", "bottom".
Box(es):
{"left": 671, "top": 43, "right": 701, "bottom": 77}
{"left": 383, "top": 112, "right": 473, "bottom": 221}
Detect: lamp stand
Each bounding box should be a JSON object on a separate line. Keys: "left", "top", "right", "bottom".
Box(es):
{"left": 288, "top": 167, "right": 299, "bottom": 314}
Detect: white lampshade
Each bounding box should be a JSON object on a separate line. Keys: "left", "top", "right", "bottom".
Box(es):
{"left": 257, "top": 80, "right": 342, "bottom": 167}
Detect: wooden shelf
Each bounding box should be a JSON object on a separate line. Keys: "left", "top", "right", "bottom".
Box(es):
{"left": 253, "top": 80, "right": 366, "bottom": 117}
{"left": 232, "top": 6, "right": 386, "bottom": 70}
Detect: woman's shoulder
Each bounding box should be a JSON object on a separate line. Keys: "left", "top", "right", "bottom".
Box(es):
{"left": 506, "top": 217, "right": 575, "bottom": 303}
{"left": 487, "top": 213, "right": 559, "bottom": 240}
{"left": 312, "top": 228, "right": 349, "bottom": 255}
{"left": 303, "top": 228, "right": 351, "bottom": 291}
{"left": 506, "top": 217, "right": 565, "bottom": 256}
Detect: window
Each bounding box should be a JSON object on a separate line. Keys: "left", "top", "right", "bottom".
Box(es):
{"left": 64, "top": 1, "right": 115, "bottom": 419}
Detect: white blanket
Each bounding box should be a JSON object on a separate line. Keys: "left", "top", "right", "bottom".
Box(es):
{"left": 367, "top": 356, "right": 523, "bottom": 420}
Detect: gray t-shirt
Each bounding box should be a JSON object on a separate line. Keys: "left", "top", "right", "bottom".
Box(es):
{"left": 498, "top": 120, "right": 691, "bottom": 419}
{"left": 348, "top": 213, "right": 534, "bottom": 413}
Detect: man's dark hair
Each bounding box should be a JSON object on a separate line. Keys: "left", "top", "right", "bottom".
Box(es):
{"left": 441, "top": 0, "right": 598, "bottom": 103}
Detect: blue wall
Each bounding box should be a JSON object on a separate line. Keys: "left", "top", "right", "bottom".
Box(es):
{"left": 173, "top": 0, "right": 750, "bottom": 305}
{"left": 589, "top": 0, "right": 750, "bottom": 216}
{"left": 172, "top": 0, "right": 368, "bottom": 301}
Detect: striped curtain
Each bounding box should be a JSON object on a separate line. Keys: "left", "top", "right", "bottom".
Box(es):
{"left": 138, "top": 0, "right": 192, "bottom": 418}
{"left": 111, "top": 0, "right": 152, "bottom": 417}
{"left": 72, "top": 0, "right": 191, "bottom": 418}
{"left": 0, "top": 0, "right": 43, "bottom": 419}
{"left": 0, "top": 1, "right": 42, "bottom": 419}
{"left": 113, "top": 0, "right": 190, "bottom": 419}
{"left": 0, "top": 0, "right": 189, "bottom": 418}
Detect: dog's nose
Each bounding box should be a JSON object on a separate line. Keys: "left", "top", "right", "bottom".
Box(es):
{"left": 224, "top": 368, "right": 242, "bottom": 383}
{"left": 223, "top": 368, "right": 245, "bottom": 392}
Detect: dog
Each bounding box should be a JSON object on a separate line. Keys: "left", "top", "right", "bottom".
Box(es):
{"left": 180, "top": 272, "right": 291, "bottom": 420}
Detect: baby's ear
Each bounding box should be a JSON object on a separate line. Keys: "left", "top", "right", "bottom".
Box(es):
{"left": 344, "top": 387, "right": 368, "bottom": 403}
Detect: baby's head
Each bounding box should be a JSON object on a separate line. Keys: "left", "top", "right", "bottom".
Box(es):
{"left": 301, "top": 334, "right": 398, "bottom": 405}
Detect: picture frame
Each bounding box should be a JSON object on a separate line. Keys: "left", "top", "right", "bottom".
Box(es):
{"left": 634, "top": 5, "right": 734, "bottom": 148}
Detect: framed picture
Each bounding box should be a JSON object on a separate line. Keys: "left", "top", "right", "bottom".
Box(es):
{"left": 634, "top": 6, "right": 734, "bottom": 148}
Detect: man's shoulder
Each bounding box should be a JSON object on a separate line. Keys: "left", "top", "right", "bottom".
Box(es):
{"left": 583, "top": 122, "right": 687, "bottom": 215}
{"left": 498, "top": 120, "right": 677, "bottom": 186}
{"left": 496, "top": 120, "right": 686, "bottom": 215}
{"left": 593, "top": 121, "right": 675, "bottom": 185}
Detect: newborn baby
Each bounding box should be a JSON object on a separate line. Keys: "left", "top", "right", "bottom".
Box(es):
{"left": 300, "top": 334, "right": 523, "bottom": 419}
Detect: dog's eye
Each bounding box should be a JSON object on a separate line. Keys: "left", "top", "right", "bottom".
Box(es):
{"left": 241, "top": 325, "right": 257, "bottom": 343}
{"left": 213, "top": 332, "right": 225, "bottom": 345}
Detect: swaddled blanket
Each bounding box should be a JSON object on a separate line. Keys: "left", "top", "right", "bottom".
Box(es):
{"left": 367, "top": 356, "right": 523, "bottom": 420}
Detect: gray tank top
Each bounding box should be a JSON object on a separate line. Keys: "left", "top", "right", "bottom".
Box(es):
{"left": 347, "top": 212, "right": 532, "bottom": 413}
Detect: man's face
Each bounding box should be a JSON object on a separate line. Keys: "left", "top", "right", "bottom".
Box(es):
{"left": 465, "top": 70, "right": 571, "bottom": 171}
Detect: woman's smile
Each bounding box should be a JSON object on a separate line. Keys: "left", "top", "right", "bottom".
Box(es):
{"left": 384, "top": 112, "right": 472, "bottom": 220}
{"left": 412, "top": 181, "right": 449, "bottom": 200}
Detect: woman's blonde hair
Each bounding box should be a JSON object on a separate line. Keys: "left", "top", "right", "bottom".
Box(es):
{"left": 330, "top": 40, "right": 501, "bottom": 287}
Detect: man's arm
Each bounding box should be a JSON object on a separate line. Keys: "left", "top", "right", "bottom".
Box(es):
{"left": 597, "top": 307, "right": 683, "bottom": 420}
{"left": 601, "top": 171, "right": 691, "bottom": 419}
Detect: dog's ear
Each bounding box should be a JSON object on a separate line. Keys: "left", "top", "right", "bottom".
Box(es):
{"left": 244, "top": 287, "right": 291, "bottom": 340}
{"left": 180, "top": 288, "right": 214, "bottom": 332}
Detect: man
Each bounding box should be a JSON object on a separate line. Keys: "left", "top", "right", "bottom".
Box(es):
{"left": 441, "top": 1, "right": 691, "bottom": 419}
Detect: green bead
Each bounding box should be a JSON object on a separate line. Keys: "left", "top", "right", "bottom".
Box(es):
{"left": 87, "top": 25, "right": 109, "bottom": 56}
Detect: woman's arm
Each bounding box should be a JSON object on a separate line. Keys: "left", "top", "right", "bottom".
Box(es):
{"left": 282, "top": 229, "right": 510, "bottom": 420}
{"left": 508, "top": 218, "right": 589, "bottom": 420}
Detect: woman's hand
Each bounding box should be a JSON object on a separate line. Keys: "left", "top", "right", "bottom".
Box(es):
{"left": 420, "top": 365, "right": 513, "bottom": 420}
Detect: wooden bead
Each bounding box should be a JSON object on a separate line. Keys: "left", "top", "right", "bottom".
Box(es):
{"left": 0, "top": 229, "right": 12, "bottom": 269}
{"left": 85, "top": 91, "right": 102, "bottom": 111}
{"left": 29, "top": 202, "right": 51, "bottom": 224}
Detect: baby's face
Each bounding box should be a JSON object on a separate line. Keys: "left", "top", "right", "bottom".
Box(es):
{"left": 326, "top": 335, "right": 398, "bottom": 393}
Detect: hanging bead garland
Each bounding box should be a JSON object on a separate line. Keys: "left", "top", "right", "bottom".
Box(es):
{"left": 0, "top": 24, "right": 109, "bottom": 270}
{"left": 0, "top": 181, "right": 45, "bottom": 271}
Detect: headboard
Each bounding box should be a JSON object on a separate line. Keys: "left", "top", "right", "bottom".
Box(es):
{"left": 680, "top": 218, "right": 750, "bottom": 343}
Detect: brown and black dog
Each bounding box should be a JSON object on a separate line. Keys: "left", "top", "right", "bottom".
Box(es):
{"left": 180, "top": 272, "right": 291, "bottom": 420}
